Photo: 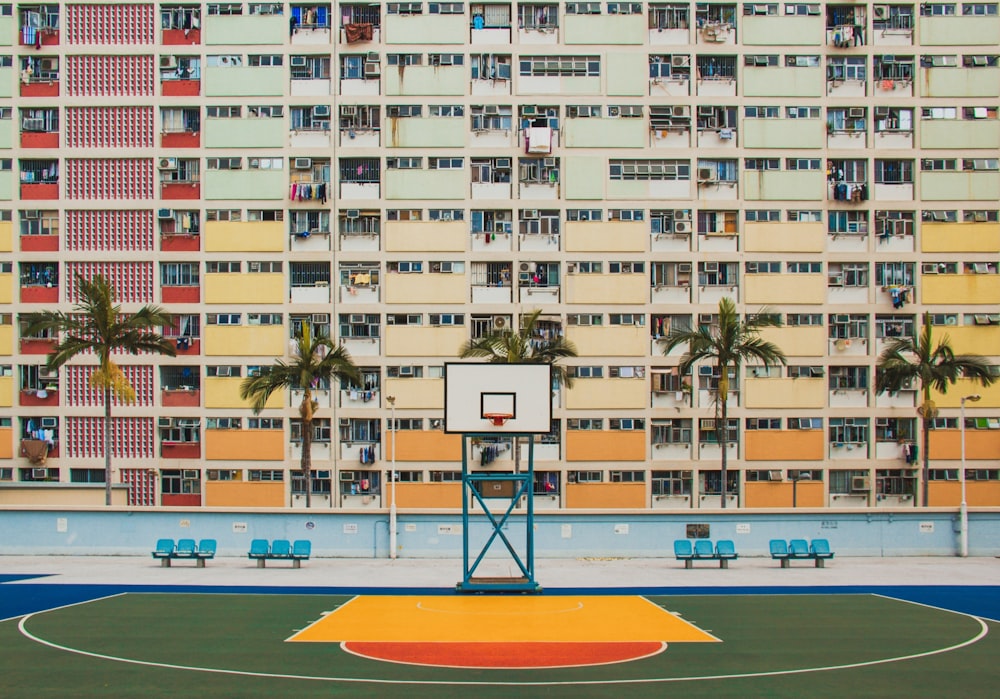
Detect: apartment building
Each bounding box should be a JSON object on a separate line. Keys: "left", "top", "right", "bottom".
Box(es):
{"left": 0, "top": 1, "right": 998, "bottom": 511}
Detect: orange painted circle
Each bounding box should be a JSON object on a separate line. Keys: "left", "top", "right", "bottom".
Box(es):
{"left": 343, "top": 641, "right": 667, "bottom": 669}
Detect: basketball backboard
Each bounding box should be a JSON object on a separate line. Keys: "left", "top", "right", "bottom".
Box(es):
{"left": 444, "top": 362, "right": 552, "bottom": 434}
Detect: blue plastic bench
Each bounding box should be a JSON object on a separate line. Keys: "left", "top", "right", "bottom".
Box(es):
{"left": 270, "top": 539, "right": 292, "bottom": 559}
{"left": 196, "top": 539, "right": 217, "bottom": 567}
{"left": 789, "top": 539, "right": 812, "bottom": 560}
{"left": 248, "top": 539, "right": 270, "bottom": 568}
{"left": 290, "top": 540, "right": 312, "bottom": 568}
{"left": 174, "top": 538, "right": 197, "bottom": 560}
{"left": 809, "top": 539, "right": 835, "bottom": 568}
{"left": 715, "top": 540, "right": 738, "bottom": 569}
{"left": 770, "top": 539, "right": 792, "bottom": 568}
{"left": 152, "top": 538, "right": 175, "bottom": 567}
{"left": 674, "top": 539, "right": 695, "bottom": 568}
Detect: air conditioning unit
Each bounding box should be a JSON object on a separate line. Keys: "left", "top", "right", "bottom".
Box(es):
{"left": 543, "top": 157, "right": 557, "bottom": 168}
{"left": 312, "top": 105, "right": 330, "bottom": 118}
{"left": 495, "top": 158, "right": 511, "bottom": 168}
{"left": 607, "top": 106, "right": 621, "bottom": 118}
{"left": 293, "top": 157, "right": 312, "bottom": 169}
{"left": 698, "top": 106, "right": 715, "bottom": 117}
{"left": 921, "top": 263, "right": 939, "bottom": 274}
{"left": 398, "top": 366, "right": 414, "bottom": 376}
{"left": 215, "top": 366, "right": 232, "bottom": 377}
{"left": 671, "top": 55, "right": 690, "bottom": 68}
{"left": 248, "top": 262, "right": 260, "bottom": 272}
{"left": 567, "top": 263, "right": 577, "bottom": 273}
{"left": 158, "top": 417, "right": 172, "bottom": 428}
{"left": 158, "top": 158, "right": 178, "bottom": 170}
{"left": 875, "top": 106, "right": 891, "bottom": 116}
{"left": 484, "top": 105, "right": 499, "bottom": 115}
{"left": 290, "top": 56, "right": 307, "bottom": 67}
{"left": 40, "top": 417, "right": 58, "bottom": 428}
{"left": 32, "top": 468, "right": 48, "bottom": 479}
{"left": 312, "top": 313, "right": 330, "bottom": 324}
{"left": 522, "top": 105, "right": 537, "bottom": 116}
{"left": 339, "top": 418, "right": 351, "bottom": 427}
{"left": 367, "top": 52, "right": 380, "bottom": 62}
{"left": 340, "top": 471, "right": 356, "bottom": 481}
{"left": 519, "top": 262, "right": 532, "bottom": 272}
{"left": 160, "top": 56, "right": 178, "bottom": 69}
{"left": 851, "top": 475, "right": 870, "bottom": 491}
{"left": 493, "top": 316, "right": 507, "bottom": 329}
{"left": 873, "top": 5, "right": 889, "bottom": 20}
{"left": 24, "top": 210, "right": 40, "bottom": 219}
{"left": 768, "top": 470, "right": 783, "bottom": 482}
{"left": 672, "top": 106, "right": 690, "bottom": 118}
{"left": 698, "top": 365, "right": 714, "bottom": 376}
{"left": 364, "top": 62, "right": 380, "bottom": 77}
{"left": 340, "top": 105, "right": 357, "bottom": 117}
{"left": 346, "top": 209, "right": 360, "bottom": 219}
{"left": 157, "top": 208, "right": 175, "bottom": 220}
{"left": 38, "top": 367, "right": 58, "bottom": 380}
{"left": 523, "top": 209, "right": 539, "bottom": 219}
{"left": 698, "top": 167, "right": 715, "bottom": 181}
{"left": 848, "top": 108, "right": 865, "bottom": 118}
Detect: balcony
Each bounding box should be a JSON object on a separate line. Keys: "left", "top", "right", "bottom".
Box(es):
{"left": 20, "top": 387, "right": 57, "bottom": 407}
{"left": 161, "top": 441, "right": 200, "bottom": 459}
{"left": 161, "top": 387, "right": 200, "bottom": 408}
{"left": 161, "top": 285, "right": 200, "bottom": 303}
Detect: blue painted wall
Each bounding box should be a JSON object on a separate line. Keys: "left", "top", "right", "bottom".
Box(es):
{"left": 1, "top": 509, "right": 998, "bottom": 558}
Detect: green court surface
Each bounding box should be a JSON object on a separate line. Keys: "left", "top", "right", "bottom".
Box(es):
{"left": 1, "top": 592, "right": 996, "bottom": 698}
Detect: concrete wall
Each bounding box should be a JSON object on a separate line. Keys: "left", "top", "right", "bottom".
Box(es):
{"left": 0, "top": 508, "right": 997, "bottom": 558}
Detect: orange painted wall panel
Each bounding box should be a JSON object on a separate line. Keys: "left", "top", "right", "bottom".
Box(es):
{"left": 0, "top": 427, "right": 12, "bottom": 459}
{"left": 929, "top": 481, "right": 1000, "bottom": 507}
{"left": 928, "top": 430, "right": 1000, "bottom": 460}
{"left": 385, "top": 431, "right": 462, "bottom": 462}
{"left": 389, "top": 483, "right": 463, "bottom": 508}
{"left": 744, "top": 481, "right": 824, "bottom": 508}
{"left": 565, "top": 483, "right": 646, "bottom": 509}
{"left": 205, "top": 430, "right": 284, "bottom": 461}
{"left": 745, "top": 431, "right": 825, "bottom": 461}
{"left": 204, "top": 482, "right": 284, "bottom": 507}
{"left": 566, "top": 431, "right": 645, "bottom": 461}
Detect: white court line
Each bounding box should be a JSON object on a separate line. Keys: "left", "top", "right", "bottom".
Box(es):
{"left": 16, "top": 593, "right": 991, "bottom": 687}
{"left": 0, "top": 592, "right": 127, "bottom": 624}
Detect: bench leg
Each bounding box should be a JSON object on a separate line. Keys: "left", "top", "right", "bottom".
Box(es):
{"left": 197, "top": 558, "right": 205, "bottom": 568}
{"left": 684, "top": 559, "right": 692, "bottom": 569}
{"left": 720, "top": 558, "right": 728, "bottom": 569}
{"left": 292, "top": 559, "right": 301, "bottom": 569}
{"left": 781, "top": 558, "right": 790, "bottom": 569}
{"left": 159, "top": 558, "right": 169, "bottom": 568}
{"left": 256, "top": 559, "right": 265, "bottom": 568}
{"left": 815, "top": 558, "right": 825, "bottom": 568}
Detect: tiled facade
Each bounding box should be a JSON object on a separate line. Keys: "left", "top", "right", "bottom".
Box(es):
{"left": 1, "top": 1, "right": 999, "bottom": 510}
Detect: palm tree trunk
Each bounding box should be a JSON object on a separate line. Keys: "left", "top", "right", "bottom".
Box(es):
{"left": 301, "top": 389, "right": 313, "bottom": 508}
{"left": 719, "top": 389, "right": 728, "bottom": 509}
{"left": 104, "top": 385, "right": 113, "bottom": 506}
{"left": 921, "top": 415, "right": 930, "bottom": 507}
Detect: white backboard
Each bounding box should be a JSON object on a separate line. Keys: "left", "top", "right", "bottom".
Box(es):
{"left": 444, "top": 362, "right": 553, "bottom": 434}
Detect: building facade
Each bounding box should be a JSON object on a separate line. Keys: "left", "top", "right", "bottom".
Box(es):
{"left": 0, "top": 1, "right": 998, "bottom": 510}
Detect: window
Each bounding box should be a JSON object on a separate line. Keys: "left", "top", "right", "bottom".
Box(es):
{"left": 829, "top": 418, "right": 869, "bottom": 445}
{"left": 387, "top": 157, "right": 421, "bottom": 170}
{"left": 829, "top": 366, "right": 868, "bottom": 390}
{"left": 785, "top": 55, "right": 820, "bottom": 68}
{"left": 206, "top": 314, "right": 242, "bottom": 326}
{"left": 207, "top": 157, "right": 242, "bottom": 170}
{"left": 787, "top": 262, "right": 821, "bottom": 274}
{"left": 746, "top": 261, "right": 780, "bottom": 274}
{"left": 160, "top": 262, "right": 199, "bottom": 286}
{"left": 963, "top": 3, "right": 999, "bottom": 15}
{"left": 746, "top": 418, "right": 781, "bottom": 430}
{"left": 786, "top": 364, "right": 824, "bottom": 378}
{"left": 430, "top": 2, "right": 465, "bottom": 14}
{"left": 429, "top": 53, "right": 463, "bottom": 66}
{"left": 875, "top": 160, "right": 914, "bottom": 184}
{"left": 520, "top": 56, "right": 601, "bottom": 77}
{"left": 248, "top": 54, "right": 282, "bottom": 67}
{"left": 699, "top": 418, "right": 739, "bottom": 444}
{"left": 568, "top": 366, "right": 604, "bottom": 378}
{"left": 744, "top": 106, "right": 779, "bottom": 119}
{"left": 609, "top": 159, "right": 690, "bottom": 180}
{"left": 388, "top": 2, "right": 423, "bottom": 14}
{"left": 429, "top": 157, "right": 463, "bottom": 170}
{"left": 567, "top": 419, "right": 604, "bottom": 430}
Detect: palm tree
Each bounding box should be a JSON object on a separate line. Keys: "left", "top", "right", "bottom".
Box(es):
{"left": 876, "top": 312, "right": 995, "bottom": 507}
{"left": 662, "top": 297, "right": 786, "bottom": 508}
{"left": 24, "top": 275, "right": 176, "bottom": 506}
{"left": 240, "top": 326, "right": 359, "bottom": 507}
{"left": 459, "top": 309, "right": 578, "bottom": 472}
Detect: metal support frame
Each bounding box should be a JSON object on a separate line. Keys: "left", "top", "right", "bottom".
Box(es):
{"left": 456, "top": 434, "right": 541, "bottom": 593}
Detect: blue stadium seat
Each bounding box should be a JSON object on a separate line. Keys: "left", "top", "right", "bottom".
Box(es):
{"left": 270, "top": 539, "right": 292, "bottom": 558}
{"left": 249, "top": 539, "right": 270, "bottom": 567}
{"left": 789, "top": 539, "right": 811, "bottom": 559}
{"left": 810, "top": 539, "right": 835, "bottom": 567}
{"left": 174, "top": 539, "right": 197, "bottom": 559}
{"left": 291, "top": 540, "right": 312, "bottom": 568}
{"left": 196, "top": 539, "right": 217, "bottom": 567}
{"left": 674, "top": 539, "right": 694, "bottom": 568}
{"left": 770, "top": 539, "right": 791, "bottom": 568}
{"left": 693, "top": 539, "right": 715, "bottom": 559}
{"left": 152, "top": 539, "right": 175, "bottom": 567}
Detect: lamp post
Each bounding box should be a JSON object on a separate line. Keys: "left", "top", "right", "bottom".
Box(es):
{"left": 791, "top": 470, "right": 812, "bottom": 508}
{"left": 959, "top": 394, "right": 981, "bottom": 557}
{"left": 387, "top": 395, "right": 397, "bottom": 560}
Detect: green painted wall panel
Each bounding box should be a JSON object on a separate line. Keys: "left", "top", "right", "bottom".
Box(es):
{"left": 204, "top": 170, "right": 286, "bottom": 200}
{"left": 384, "top": 118, "right": 467, "bottom": 148}
{"left": 744, "top": 68, "right": 823, "bottom": 98}
{"left": 0, "top": 171, "right": 12, "bottom": 201}
{"left": 0, "top": 68, "right": 12, "bottom": 98}
{"left": 563, "top": 16, "right": 645, "bottom": 45}
{"left": 384, "top": 66, "right": 466, "bottom": 96}
{"left": 386, "top": 170, "right": 465, "bottom": 200}
{"left": 606, "top": 53, "right": 647, "bottom": 97}
{"left": 564, "top": 119, "right": 646, "bottom": 148}
{"left": 384, "top": 15, "right": 465, "bottom": 44}
{"left": 743, "top": 17, "right": 822, "bottom": 45}
{"left": 564, "top": 156, "right": 606, "bottom": 200}
{"left": 205, "top": 16, "right": 286, "bottom": 45}
{"left": 204, "top": 67, "right": 284, "bottom": 97}
{"left": 204, "top": 119, "right": 285, "bottom": 148}
{"left": 742, "top": 119, "right": 824, "bottom": 149}
{"left": 743, "top": 171, "right": 824, "bottom": 201}
{"left": 921, "top": 172, "right": 1000, "bottom": 201}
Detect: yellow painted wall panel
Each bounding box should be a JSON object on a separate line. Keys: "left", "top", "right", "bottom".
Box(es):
{"left": 0, "top": 487, "right": 128, "bottom": 506}
{"left": 205, "top": 221, "right": 284, "bottom": 252}
{"left": 204, "top": 482, "right": 284, "bottom": 507}
{"left": 0, "top": 427, "right": 11, "bottom": 459}
{"left": 929, "top": 429, "right": 1000, "bottom": 460}
{"left": 385, "top": 430, "right": 462, "bottom": 462}
{"left": 567, "top": 325, "right": 647, "bottom": 357}
{"left": 933, "top": 379, "right": 1000, "bottom": 408}
{"left": 205, "top": 273, "right": 284, "bottom": 304}
{"left": 565, "top": 482, "right": 645, "bottom": 508}
{"left": 0, "top": 325, "right": 12, "bottom": 355}
{"left": 921, "top": 222, "right": 1000, "bottom": 253}
{"left": 203, "top": 325, "right": 286, "bottom": 356}
{"left": 205, "top": 429, "right": 285, "bottom": 461}
{"left": 567, "top": 430, "right": 645, "bottom": 460}
{"left": 390, "top": 482, "right": 463, "bottom": 508}
{"left": 744, "top": 377, "right": 827, "bottom": 408}
{"left": 929, "top": 481, "right": 1000, "bottom": 507}
{"left": 205, "top": 377, "right": 283, "bottom": 410}
{"left": 0, "top": 273, "right": 12, "bottom": 304}
{"left": 382, "top": 378, "right": 444, "bottom": 409}
{"left": 384, "top": 326, "right": 467, "bottom": 357}
{"left": 745, "top": 430, "right": 825, "bottom": 461}
{"left": 921, "top": 275, "right": 1000, "bottom": 305}
{"left": 758, "top": 326, "right": 827, "bottom": 357}
{"left": 744, "top": 222, "right": 825, "bottom": 252}
{"left": 745, "top": 274, "right": 826, "bottom": 305}
{"left": 385, "top": 220, "right": 466, "bottom": 252}
{"left": 742, "top": 119, "right": 824, "bottom": 149}
{"left": 0, "top": 221, "right": 11, "bottom": 252}
{"left": 937, "top": 326, "right": 1000, "bottom": 355}
{"left": 566, "top": 274, "right": 646, "bottom": 304}
{"left": 565, "top": 221, "right": 646, "bottom": 252}
{"left": 384, "top": 274, "right": 467, "bottom": 304}
{"left": 0, "top": 375, "right": 12, "bottom": 407}
{"left": 566, "top": 379, "right": 647, "bottom": 410}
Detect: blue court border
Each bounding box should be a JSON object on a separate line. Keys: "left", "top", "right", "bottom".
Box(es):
{"left": 3, "top": 579, "right": 999, "bottom": 623}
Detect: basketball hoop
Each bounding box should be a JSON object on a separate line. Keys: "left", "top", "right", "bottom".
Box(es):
{"left": 483, "top": 413, "right": 513, "bottom": 427}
